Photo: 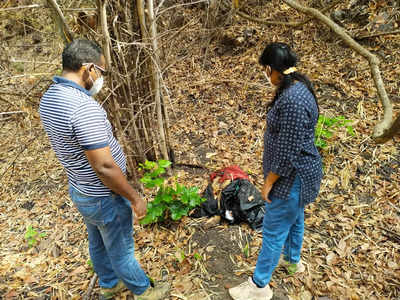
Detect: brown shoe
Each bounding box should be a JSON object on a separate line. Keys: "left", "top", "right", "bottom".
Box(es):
{"left": 135, "top": 282, "right": 170, "bottom": 300}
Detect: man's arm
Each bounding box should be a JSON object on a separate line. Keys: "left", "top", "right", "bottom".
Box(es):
{"left": 261, "top": 171, "right": 280, "bottom": 203}
{"left": 85, "top": 146, "right": 146, "bottom": 218}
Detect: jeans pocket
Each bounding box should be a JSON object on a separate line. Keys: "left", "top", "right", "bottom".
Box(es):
{"left": 75, "top": 199, "right": 105, "bottom": 226}
{"left": 69, "top": 187, "right": 105, "bottom": 226}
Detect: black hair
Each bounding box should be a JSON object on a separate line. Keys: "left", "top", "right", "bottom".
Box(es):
{"left": 259, "top": 42, "right": 318, "bottom": 113}
{"left": 62, "top": 39, "right": 103, "bottom": 72}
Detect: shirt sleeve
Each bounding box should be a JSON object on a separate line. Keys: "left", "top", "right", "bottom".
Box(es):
{"left": 71, "top": 102, "right": 109, "bottom": 150}
{"left": 269, "top": 95, "right": 307, "bottom": 177}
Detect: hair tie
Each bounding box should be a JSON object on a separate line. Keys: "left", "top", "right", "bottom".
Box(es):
{"left": 283, "top": 67, "right": 297, "bottom": 75}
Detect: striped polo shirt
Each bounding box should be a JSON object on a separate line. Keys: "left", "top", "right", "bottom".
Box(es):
{"left": 39, "top": 76, "right": 126, "bottom": 196}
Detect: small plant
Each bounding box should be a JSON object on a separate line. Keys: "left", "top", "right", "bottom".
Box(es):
{"left": 315, "top": 115, "right": 355, "bottom": 149}
{"left": 25, "top": 225, "right": 46, "bottom": 247}
{"left": 87, "top": 259, "right": 94, "bottom": 273}
{"left": 139, "top": 160, "right": 206, "bottom": 225}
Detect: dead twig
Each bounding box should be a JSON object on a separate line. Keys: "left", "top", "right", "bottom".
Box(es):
{"left": 355, "top": 29, "right": 400, "bottom": 40}
{"left": 83, "top": 273, "right": 98, "bottom": 300}
{"left": 0, "top": 111, "right": 25, "bottom": 116}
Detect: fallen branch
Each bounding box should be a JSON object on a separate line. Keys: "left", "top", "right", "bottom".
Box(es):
{"left": 230, "top": 0, "right": 341, "bottom": 27}
{"left": 83, "top": 273, "right": 98, "bottom": 300}
{"left": 355, "top": 29, "right": 400, "bottom": 40}
{"left": 282, "top": 0, "right": 399, "bottom": 143}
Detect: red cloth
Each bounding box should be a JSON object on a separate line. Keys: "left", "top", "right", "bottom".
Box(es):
{"left": 210, "top": 165, "right": 249, "bottom": 183}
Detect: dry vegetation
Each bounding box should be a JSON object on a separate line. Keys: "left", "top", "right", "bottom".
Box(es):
{"left": 0, "top": 0, "right": 399, "bottom": 299}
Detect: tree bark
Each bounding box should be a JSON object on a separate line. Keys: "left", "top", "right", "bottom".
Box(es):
{"left": 146, "top": 0, "right": 169, "bottom": 161}
{"left": 96, "top": 0, "right": 112, "bottom": 69}
{"left": 283, "top": 0, "right": 399, "bottom": 143}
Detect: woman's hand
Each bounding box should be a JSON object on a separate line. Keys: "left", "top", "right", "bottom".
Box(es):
{"left": 261, "top": 182, "right": 272, "bottom": 203}
{"left": 262, "top": 172, "right": 280, "bottom": 203}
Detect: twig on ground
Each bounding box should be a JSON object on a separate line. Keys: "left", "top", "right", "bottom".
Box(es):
{"left": 0, "top": 111, "right": 25, "bottom": 116}
{"left": 83, "top": 273, "right": 98, "bottom": 300}
{"left": 355, "top": 29, "right": 400, "bottom": 40}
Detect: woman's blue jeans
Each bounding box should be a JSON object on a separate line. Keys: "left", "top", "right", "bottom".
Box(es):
{"left": 69, "top": 185, "right": 150, "bottom": 295}
{"left": 253, "top": 175, "right": 304, "bottom": 287}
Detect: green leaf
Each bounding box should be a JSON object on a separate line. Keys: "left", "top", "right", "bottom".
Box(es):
{"left": 150, "top": 167, "right": 165, "bottom": 177}
{"left": 140, "top": 214, "right": 157, "bottom": 225}
{"left": 158, "top": 160, "right": 172, "bottom": 168}
{"left": 346, "top": 126, "right": 355, "bottom": 136}
{"left": 152, "top": 177, "right": 165, "bottom": 187}
{"left": 144, "top": 160, "right": 157, "bottom": 170}
{"left": 193, "top": 253, "right": 202, "bottom": 261}
{"left": 161, "top": 193, "right": 173, "bottom": 203}
{"left": 152, "top": 203, "right": 166, "bottom": 217}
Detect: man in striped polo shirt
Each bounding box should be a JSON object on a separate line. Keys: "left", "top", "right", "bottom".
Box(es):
{"left": 39, "top": 39, "right": 169, "bottom": 300}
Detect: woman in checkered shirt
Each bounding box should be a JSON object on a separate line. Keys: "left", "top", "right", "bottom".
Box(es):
{"left": 229, "top": 43, "right": 323, "bottom": 300}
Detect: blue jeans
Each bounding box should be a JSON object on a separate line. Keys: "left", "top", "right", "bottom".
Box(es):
{"left": 253, "top": 175, "right": 304, "bottom": 287}
{"left": 69, "top": 185, "right": 150, "bottom": 295}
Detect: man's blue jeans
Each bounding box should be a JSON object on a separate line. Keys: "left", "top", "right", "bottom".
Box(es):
{"left": 253, "top": 175, "right": 304, "bottom": 287}
{"left": 69, "top": 186, "right": 150, "bottom": 295}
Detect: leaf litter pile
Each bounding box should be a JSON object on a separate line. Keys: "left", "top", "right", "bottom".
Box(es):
{"left": 0, "top": 1, "right": 399, "bottom": 299}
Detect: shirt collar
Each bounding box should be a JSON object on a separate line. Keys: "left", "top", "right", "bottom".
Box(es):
{"left": 53, "top": 76, "right": 92, "bottom": 96}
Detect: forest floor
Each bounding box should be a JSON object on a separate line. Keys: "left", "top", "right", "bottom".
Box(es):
{"left": 0, "top": 1, "right": 399, "bottom": 300}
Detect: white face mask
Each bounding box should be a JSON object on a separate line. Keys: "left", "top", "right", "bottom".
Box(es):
{"left": 89, "top": 76, "right": 104, "bottom": 96}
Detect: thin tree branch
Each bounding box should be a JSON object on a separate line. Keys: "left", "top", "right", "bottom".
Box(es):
{"left": 283, "top": 0, "right": 398, "bottom": 142}
{"left": 46, "top": 0, "right": 74, "bottom": 44}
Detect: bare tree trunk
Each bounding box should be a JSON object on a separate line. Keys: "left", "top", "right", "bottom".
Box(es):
{"left": 283, "top": 0, "right": 399, "bottom": 143}
{"left": 147, "top": 0, "right": 169, "bottom": 161}
{"left": 96, "top": 0, "right": 112, "bottom": 68}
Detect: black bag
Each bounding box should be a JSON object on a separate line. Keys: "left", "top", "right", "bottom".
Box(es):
{"left": 191, "top": 179, "right": 265, "bottom": 231}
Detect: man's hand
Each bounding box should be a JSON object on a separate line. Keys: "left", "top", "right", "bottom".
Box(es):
{"left": 85, "top": 147, "right": 147, "bottom": 218}
{"left": 131, "top": 196, "right": 147, "bottom": 219}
